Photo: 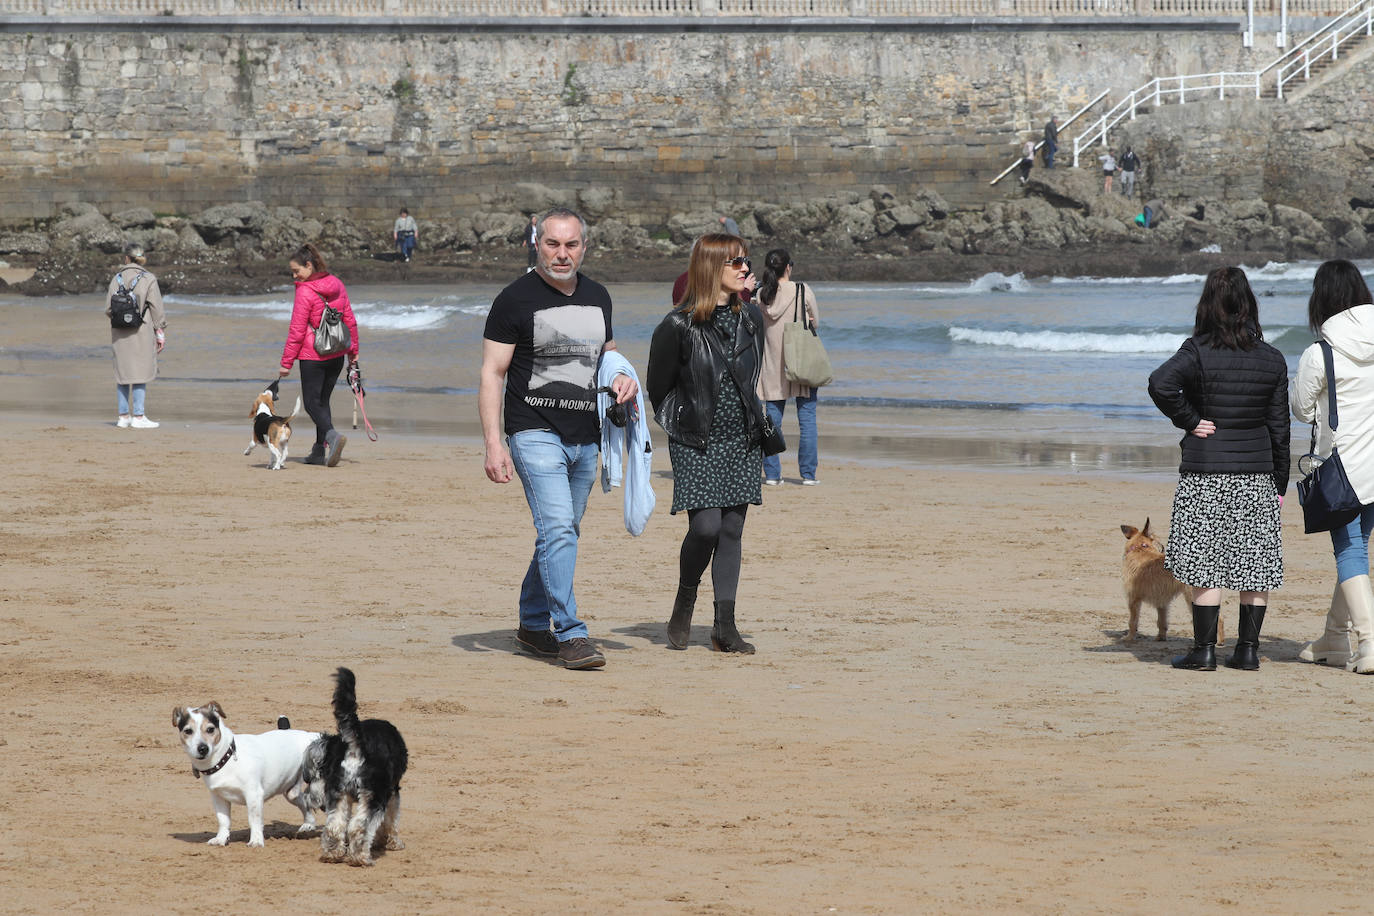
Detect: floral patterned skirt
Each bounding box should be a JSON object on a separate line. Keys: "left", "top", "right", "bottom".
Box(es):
{"left": 1164, "top": 472, "right": 1283, "bottom": 591}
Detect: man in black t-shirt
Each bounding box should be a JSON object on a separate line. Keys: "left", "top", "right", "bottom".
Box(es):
{"left": 479, "top": 207, "right": 638, "bottom": 670}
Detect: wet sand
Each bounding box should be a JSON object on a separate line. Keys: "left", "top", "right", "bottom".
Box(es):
{"left": 0, "top": 295, "right": 1366, "bottom": 913}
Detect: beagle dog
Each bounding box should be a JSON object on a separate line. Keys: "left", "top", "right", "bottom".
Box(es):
{"left": 245, "top": 381, "right": 302, "bottom": 470}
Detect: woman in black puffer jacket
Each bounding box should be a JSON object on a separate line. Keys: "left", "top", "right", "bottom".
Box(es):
{"left": 1148, "top": 266, "right": 1290, "bottom": 671}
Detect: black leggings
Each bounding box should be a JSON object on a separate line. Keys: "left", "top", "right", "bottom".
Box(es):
{"left": 679, "top": 504, "right": 749, "bottom": 604}
{"left": 299, "top": 356, "right": 345, "bottom": 448}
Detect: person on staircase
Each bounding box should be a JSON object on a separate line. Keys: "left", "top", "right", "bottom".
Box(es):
{"left": 1292, "top": 259, "right": 1374, "bottom": 674}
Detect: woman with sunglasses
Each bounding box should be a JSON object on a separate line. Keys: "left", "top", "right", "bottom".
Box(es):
{"left": 647, "top": 235, "right": 769, "bottom": 654}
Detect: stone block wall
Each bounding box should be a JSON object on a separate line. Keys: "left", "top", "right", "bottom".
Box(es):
{"left": 0, "top": 21, "right": 1260, "bottom": 224}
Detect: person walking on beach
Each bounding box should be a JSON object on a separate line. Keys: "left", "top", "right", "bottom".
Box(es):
{"left": 106, "top": 243, "right": 166, "bottom": 429}
{"left": 1291, "top": 260, "right": 1374, "bottom": 673}
{"left": 1148, "top": 266, "right": 1289, "bottom": 671}
{"left": 523, "top": 214, "right": 538, "bottom": 272}
{"left": 1043, "top": 116, "right": 1058, "bottom": 169}
{"left": 647, "top": 234, "right": 768, "bottom": 655}
{"left": 393, "top": 208, "right": 418, "bottom": 262}
{"left": 279, "top": 242, "right": 358, "bottom": 467}
{"left": 756, "top": 248, "right": 820, "bottom": 486}
{"left": 479, "top": 207, "right": 638, "bottom": 671}
{"left": 1119, "top": 146, "right": 1140, "bottom": 198}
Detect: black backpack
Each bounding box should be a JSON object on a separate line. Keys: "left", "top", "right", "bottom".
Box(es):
{"left": 109, "top": 269, "right": 148, "bottom": 330}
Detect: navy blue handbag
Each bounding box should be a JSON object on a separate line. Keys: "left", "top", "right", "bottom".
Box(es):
{"left": 1297, "top": 340, "right": 1362, "bottom": 534}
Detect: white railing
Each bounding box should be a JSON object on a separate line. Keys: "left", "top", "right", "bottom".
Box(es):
{"left": 1071, "top": 71, "right": 1260, "bottom": 165}
{"left": 1274, "top": 0, "right": 1374, "bottom": 95}
{"left": 990, "top": 89, "right": 1109, "bottom": 185}
{"left": 1054, "top": 0, "right": 1374, "bottom": 171}
{"left": 0, "top": 0, "right": 1354, "bottom": 15}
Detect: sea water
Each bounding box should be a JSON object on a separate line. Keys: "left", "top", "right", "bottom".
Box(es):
{"left": 21, "top": 259, "right": 1354, "bottom": 473}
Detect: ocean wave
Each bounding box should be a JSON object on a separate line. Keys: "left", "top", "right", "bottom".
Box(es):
{"left": 949, "top": 326, "right": 1186, "bottom": 353}
{"left": 966, "top": 271, "right": 1031, "bottom": 293}
{"left": 162, "top": 293, "right": 490, "bottom": 330}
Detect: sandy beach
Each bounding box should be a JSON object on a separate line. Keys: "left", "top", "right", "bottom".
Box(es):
{"left": 1, "top": 290, "right": 1368, "bottom": 913}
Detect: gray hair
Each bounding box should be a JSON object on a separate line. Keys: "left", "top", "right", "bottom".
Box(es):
{"left": 535, "top": 207, "right": 588, "bottom": 245}
{"left": 123, "top": 243, "right": 146, "bottom": 264}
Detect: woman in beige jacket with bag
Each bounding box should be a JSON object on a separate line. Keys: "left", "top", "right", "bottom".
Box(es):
{"left": 105, "top": 243, "right": 166, "bottom": 429}
{"left": 755, "top": 248, "right": 819, "bottom": 485}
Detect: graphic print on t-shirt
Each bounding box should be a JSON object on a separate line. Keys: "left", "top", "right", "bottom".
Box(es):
{"left": 526, "top": 304, "right": 605, "bottom": 412}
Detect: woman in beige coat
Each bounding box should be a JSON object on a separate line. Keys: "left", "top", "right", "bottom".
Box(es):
{"left": 755, "top": 248, "right": 819, "bottom": 485}
{"left": 105, "top": 243, "right": 166, "bottom": 429}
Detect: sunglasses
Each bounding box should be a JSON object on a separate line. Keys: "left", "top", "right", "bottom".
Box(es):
{"left": 724, "top": 257, "right": 751, "bottom": 270}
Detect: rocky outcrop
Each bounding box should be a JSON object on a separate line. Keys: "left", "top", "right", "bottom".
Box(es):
{"left": 5, "top": 175, "right": 1373, "bottom": 295}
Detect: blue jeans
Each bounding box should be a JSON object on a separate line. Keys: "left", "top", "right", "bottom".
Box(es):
{"left": 508, "top": 430, "right": 599, "bottom": 640}
{"left": 1331, "top": 505, "right": 1374, "bottom": 583}
{"left": 763, "top": 392, "right": 818, "bottom": 482}
{"left": 116, "top": 383, "right": 146, "bottom": 416}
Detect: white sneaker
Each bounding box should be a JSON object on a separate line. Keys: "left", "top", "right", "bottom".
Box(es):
{"left": 801, "top": 479, "right": 819, "bottom": 486}
{"left": 116, "top": 415, "right": 131, "bottom": 428}
{"left": 763, "top": 479, "right": 781, "bottom": 487}
{"left": 129, "top": 416, "right": 159, "bottom": 429}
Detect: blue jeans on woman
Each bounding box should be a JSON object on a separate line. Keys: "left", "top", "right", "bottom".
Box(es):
{"left": 763, "top": 392, "right": 818, "bottom": 482}
{"left": 116, "top": 382, "right": 146, "bottom": 416}
{"left": 508, "top": 429, "right": 599, "bottom": 641}
{"left": 1331, "top": 505, "right": 1374, "bottom": 582}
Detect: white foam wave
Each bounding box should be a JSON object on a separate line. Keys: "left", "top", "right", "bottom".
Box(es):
{"left": 949, "top": 326, "right": 1185, "bottom": 353}
{"left": 966, "top": 271, "right": 1031, "bottom": 293}
{"left": 162, "top": 293, "right": 490, "bottom": 331}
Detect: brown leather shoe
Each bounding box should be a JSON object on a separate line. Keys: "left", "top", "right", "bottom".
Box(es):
{"left": 516, "top": 627, "right": 558, "bottom": 657}
{"left": 558, "top": 637, "right": 605, "bottom": 670}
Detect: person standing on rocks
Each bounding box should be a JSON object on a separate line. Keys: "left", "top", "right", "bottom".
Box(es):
{"left": 1099, "top": 149, "right": 1118, "bottom": 194}
{"left": 106, "top": 243, "right": 166, "bottom": 429}
{"left": 719, "top": 215, "right": 741, "bottom": 237}
{"left": 1019, "top": 138, "right": 1035, "bottom": 183}
{"left": 523, "top": 214, "right": 538, "bottom": 272}
{"left": 1043, "top": 116, "right": 1059, "bottom": 169}
{"left": 479, "top": 207, "right": 638, "bottom": 670}
{"left": 1119, "top": 146, "right": 1141, "bottom": 198}
{"left": 393, "top": 208, "right": 418, "bottom": 262}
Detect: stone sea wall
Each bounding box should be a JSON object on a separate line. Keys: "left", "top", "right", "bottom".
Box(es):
{"left": 0, "top": 19, "right": 1253, "bottom": 225}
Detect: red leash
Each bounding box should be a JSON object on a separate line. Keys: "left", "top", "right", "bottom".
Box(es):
{"left": 348, "top": 361, "right": 378, "bottom": 442}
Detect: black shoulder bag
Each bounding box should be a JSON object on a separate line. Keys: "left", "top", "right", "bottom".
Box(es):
{"left": 699, "top": 316, "right": 786, "bottom": 457}
{"left": 1297, "top": 340, "right": 1363, "bottom": 534}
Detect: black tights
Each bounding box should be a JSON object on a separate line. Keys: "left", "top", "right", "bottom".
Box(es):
{"left": 299, "top": 356, "right": 345, "bottom": 448}
{"left": 679, "top": 504, "right": 749, "bottom": 604}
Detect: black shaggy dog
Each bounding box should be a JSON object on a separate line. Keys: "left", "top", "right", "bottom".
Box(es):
{"left": 301, "top": 666, "right": 408, "bottom": 865}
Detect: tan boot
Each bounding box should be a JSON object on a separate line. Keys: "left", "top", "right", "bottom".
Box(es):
{"left": 1341, "top": 576, "right": 1374, "bottom": 674}
{"left": 1299, "top": 583, "right": 1352, "bottom": 667}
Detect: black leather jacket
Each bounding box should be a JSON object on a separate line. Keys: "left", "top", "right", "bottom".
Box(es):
{"left": 647, "top": 302, "right": 766, "bottom": 451}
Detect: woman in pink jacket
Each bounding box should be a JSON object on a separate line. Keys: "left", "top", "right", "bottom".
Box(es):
{"left": 278, "top": 242, "right": 359, "bottom": 466}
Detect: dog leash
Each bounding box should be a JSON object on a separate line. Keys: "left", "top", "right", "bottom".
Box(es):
{"left": 348, "top": 361, "right": 378, "bottom": 441}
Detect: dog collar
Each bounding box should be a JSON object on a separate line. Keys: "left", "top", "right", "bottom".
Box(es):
{"left": 193, "top": 739, "right": 236, "bottom": 779}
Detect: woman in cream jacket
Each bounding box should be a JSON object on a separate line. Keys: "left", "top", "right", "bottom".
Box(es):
{"left": 1292, "top": 259, "right": 1374, "bottom": 674}
{"left": 755, "top": 248, "right": 820, "bottom": 485}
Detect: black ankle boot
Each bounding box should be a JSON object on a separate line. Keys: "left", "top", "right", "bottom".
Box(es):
{"left": 304, "top": 443, "right": 327, "bottom": 465}
{"left": 666, "top": 584, "right": 697, "bottom": 650}
{"left": 1173, "top": 604, "right": 1219, "bottom": 670}
{"left": 1224, "top": 604, "right": 1266, "bottom": 671}
{"left": 710, "top": 601, "right": 755, "bottom": 654}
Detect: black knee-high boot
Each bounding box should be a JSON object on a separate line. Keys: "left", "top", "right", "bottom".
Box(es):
{"left": 1224, "top": 604, "right": 1266, "bottom": 671}
{"left": 1173, "top": 604, "right": 1219, "bottom": 670}
{"left": 666, "top": 585, "right": 697, "bottom": 650}
{"left": 710, "top": 601, "right": 755, "bottom": 655}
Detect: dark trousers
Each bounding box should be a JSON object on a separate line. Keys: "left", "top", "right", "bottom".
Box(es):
{"left": 299, "top": 356, "right": 345, "bottom": 448}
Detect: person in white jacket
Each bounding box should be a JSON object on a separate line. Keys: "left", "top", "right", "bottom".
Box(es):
{"left": 1291, "top": 260, "right": 1374, "bottom": 674}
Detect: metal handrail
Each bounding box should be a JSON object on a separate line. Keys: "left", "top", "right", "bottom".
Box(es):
{"left": 1259, "top": 0, "right": 1368, "bottom": 76}
{"left": 1276, "top": 3, "right": 1374, "bottom": 96}
{"left": 990, "top": 89, "right": 1108, "bottom": 186}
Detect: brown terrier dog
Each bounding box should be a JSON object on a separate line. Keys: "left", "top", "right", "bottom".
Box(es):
{"left": 1120, "top": 518, "right": 1209, "bottom": 643}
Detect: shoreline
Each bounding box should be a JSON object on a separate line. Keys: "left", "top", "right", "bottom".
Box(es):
{"left": 1, "top": 243, "right": 1293, "bottom": 298}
